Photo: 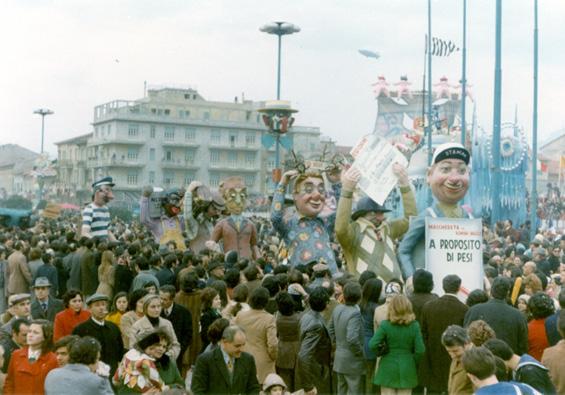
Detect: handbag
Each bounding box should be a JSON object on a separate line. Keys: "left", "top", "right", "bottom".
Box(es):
{"left": 375, "top": 336, "right": 389, "bottom": 357}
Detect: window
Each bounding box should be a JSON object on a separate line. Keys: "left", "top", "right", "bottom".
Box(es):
{"left": 148, "top": 171, "right": 155, "bottom": 184}
{"left": 150, "top": 125, "right": 156, "bottom": 138}
{"left": 163, "top": 171, "right": 174, "bottom": 186}
{"left": 229, "top": 133, "right": 237, "bottom": 147}
{"left": 184, "top": 172, "right": 195, "bottom": 185}
{"left": 179, "top": 110, "right": 191, "bottom": 118}
{"left": 210, "top": 151, "right": 220, "bottom": 164}
{"left": 185, "top": 127, "right": 196, "bottom": 141}
{"left": 227, "top": 152, "right": 237, "bottom": 167}
{"left": 164, "top": 126, "right": 175, "bottom": 140}
{"left": 245, "top": 133, "right": 255, "bottom": 145}
{"left": 185, "top": 150, "right": 195, "bottom": 164}
{"left": 310, "top": 143, "right": 316, "bottom": 151}
{"left": 244, "top": 175, "right": 255, "bottom": 188}
{"left": 210, "top": 174, "right": 220, "bottom": 187}
{"left": 128, "top": 124, "right": 139, "bottom": 137}
{"left": 127, "top": 148, "right": 138, "bottom": 160}
{"left": 149, "top": 148, "right": 155, "bottom": 161}
{"left": 165, "top": 150, "right": 173, "bottom": 161}
{"left": 267, "top": 157, "right": 275, "bottom": 169}
{"left": 203, "top": 112, "right": 210, "bottom": 121}
{"left": 164, "top": 109, "right": 170, "bottom": 116}
{"left": 127, "top": 171, "right": 138, "bottom": 185}
{"left": 211, "top": 130, "right": 221, "bottom": 145}
{"left": 245, "top": 152, "right": 255, "bottom": 167}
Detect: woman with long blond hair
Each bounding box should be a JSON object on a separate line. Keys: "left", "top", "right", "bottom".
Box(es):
{"left": 96, "top": 250, "right": 116, "bottom": 299}
{"left": 369, "top": 294, "right": 425, "bottom": 395}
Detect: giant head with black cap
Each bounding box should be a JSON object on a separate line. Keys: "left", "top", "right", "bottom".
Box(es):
{"left": 427, "top": 142, "right": 470, "bottom": 206}
{"left": 91, "top": 176, "right": 115, "bottom": 205}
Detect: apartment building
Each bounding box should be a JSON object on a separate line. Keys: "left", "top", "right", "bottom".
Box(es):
{"left": 56, "top": 85, "right": 326, "bottom": 204}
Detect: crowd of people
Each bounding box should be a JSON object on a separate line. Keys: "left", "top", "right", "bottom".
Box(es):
{"left": 0, "top": 142, "right": 563, "bottom": 395}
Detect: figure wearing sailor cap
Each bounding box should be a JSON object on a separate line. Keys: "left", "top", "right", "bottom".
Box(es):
{"left": 81, "top": 176, "right": 116, "bottom": 241}
{"left": 398, "top": 143, "right": 473, "bottom": 281}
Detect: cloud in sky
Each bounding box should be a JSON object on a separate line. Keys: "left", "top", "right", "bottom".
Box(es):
{"left": 0, "top": 0, "right": 563, "bottom": 157}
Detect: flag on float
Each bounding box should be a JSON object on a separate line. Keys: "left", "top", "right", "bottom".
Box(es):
{"left": 425, "top": 35, "right": 460, "bottom": 57}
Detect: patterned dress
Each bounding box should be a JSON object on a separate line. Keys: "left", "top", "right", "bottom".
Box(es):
{"left": 271, "top": 183, "right": 340, "bottom": 273}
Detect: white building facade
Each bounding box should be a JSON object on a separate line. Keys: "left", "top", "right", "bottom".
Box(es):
{"left": 56, "top": 86, "right": 328, "bottom": 205}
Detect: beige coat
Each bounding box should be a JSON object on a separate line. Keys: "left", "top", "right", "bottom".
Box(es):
{"left": 96, "top": 263, "right": 115, "bottom": 299}
{"left": 6, "top": 251, "right": 32, "bottom": 295}
{"left": 447, "top": 358, "right": 473, "bottom": 395}
{"left": 234, "top": 308, "right": 278, "bottom": 384}
{"left": 541, "top": 339, "right": 565, "bottom": 394}
{"left": 128, "top": 315, "right": 181, "bottom": 361}
{"left": 120, "top": 311, "right": 142, "bottom": 349}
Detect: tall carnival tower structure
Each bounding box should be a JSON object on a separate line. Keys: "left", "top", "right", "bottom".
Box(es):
{"left": 372, "top": 75, "right": 528, "bottom": 226}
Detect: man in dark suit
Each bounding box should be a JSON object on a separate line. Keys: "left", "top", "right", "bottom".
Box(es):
{"left": 464, "top": 276, "right": 528, "bottom": 355}
{"left": 191, "top": 325, "right": 260, "bottom": 395}
{"left": 420, "top": 274, "right": 469, "bottom": 394}
{"left": 73, "top": 294, "right": 124, "bottom": 376}
{"left": 296, "top": 286, "right": 332, "bottom": 395}
{"left": 79, "top": 239, "right": 97, "bottom": 298}
{"left": 159, "top": 285, "right": 192, "bottom": 367}
{"left": 30, "top": 277, "right": 64, "bottom": 322}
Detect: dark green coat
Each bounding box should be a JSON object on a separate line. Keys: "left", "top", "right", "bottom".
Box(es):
{"left": 369, "top": 319, "right": 425, "bottom": 389}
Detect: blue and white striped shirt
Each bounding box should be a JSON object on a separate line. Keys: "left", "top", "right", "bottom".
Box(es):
{"left": 82, "top": 203, "right": 111, "bottom": 239}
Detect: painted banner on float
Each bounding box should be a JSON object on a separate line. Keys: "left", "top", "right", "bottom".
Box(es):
{"left": 425, "top": 217, "right": 483, "bottom": 297}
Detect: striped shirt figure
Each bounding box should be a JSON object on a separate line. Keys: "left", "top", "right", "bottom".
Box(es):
{"left": 81, "top": 176, "right": 116, "bottom": 242}
{"left": 82, "top": 203, "right": 111, "bottom": 239}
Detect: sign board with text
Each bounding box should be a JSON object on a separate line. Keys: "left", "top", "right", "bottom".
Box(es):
{"left": 425, "top": 217, "right": 483, "bottom": 297}
{"left": 350, "top": 134, "right": 408, "bottom": 205}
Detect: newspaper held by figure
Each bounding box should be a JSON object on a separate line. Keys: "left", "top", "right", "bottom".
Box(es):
{"left": 350, "top": 134, "right": 409, "bottom": 205}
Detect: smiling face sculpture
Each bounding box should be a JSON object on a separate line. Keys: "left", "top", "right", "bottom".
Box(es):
{"left": 293, "top": 172, "right": 326, "bottom": 218}
{"left": 427, "top": 143, "right": 470, "bottom": 205}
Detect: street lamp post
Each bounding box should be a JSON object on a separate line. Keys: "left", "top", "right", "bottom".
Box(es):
{"left": 33, "top": 108, "right": 54, "bottom": 154}
{"left": 260, "top": 21, "right": 300, "bottom": 170}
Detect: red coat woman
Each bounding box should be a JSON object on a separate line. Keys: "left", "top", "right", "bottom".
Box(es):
{"left": 53, "top": 290, "right": 90, "bottom": 341}
{"left": 4, "top": 320, "right": 58, "bottom": 395}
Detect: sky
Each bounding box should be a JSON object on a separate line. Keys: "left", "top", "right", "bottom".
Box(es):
{"left": 1, "top": 0, "right": 564, "bottom": 158}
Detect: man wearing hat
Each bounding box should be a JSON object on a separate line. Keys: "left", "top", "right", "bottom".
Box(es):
{"left": 398, "top": 142, "right": 473, "bottom": 280}
{"left": 81, "top": 176, "right": 116, "bottom": 241}
{"left": 1, "top": 294, "right": 32, "bottom": 337}
{"left": 336, "top": 163, "right": 416, "bottom": 282}
{"left": 72, "top": 293, "right": 124, "bottom": 376}
{"left": 30, "top": 277, "right": 63, "bottom": 322}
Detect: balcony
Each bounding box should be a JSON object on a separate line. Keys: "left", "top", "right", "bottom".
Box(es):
{"left": 88, "top": 158, "right": 144, "bottom": 168}
{"left": 208, "top": 162, "right": 258, "bottom": 172}
{"left": 161, "top": 159, "right": 199, "bottom": 170}
{"left": 88, "top": 138, "right": 145, "bottom": 146}
{"left": 161, "top": 140, "right": 199, "bottom": 148}
{"left": 208, "top": 142, "right": 259, "bottom": 151}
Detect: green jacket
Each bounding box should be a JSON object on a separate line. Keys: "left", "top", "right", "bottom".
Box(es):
{"left": 335, "top": 186, "right": 416, "bottom": 281}
{"left": 369, "top": 319, "right": 425, "bottom": 389}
